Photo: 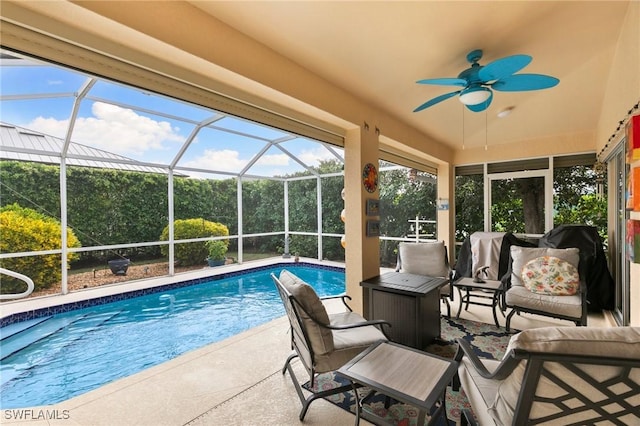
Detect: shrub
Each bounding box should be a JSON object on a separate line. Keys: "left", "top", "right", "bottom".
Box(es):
{"left": 160, "top": 218, "right": 229, "bottom": 266}
{"left": 0, "top": 204, "right": 81, "bottom": 293}
{"left": 205, "top": 240, "right": 228, "bottom": 261}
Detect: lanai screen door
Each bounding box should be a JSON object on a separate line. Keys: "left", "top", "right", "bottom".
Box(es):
{"left": 488, "top": 170, "right": 551, "bottom": 235}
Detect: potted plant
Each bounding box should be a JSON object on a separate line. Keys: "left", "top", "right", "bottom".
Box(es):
{"left": 205, "top": 240, "right": 228, "bottom": 267}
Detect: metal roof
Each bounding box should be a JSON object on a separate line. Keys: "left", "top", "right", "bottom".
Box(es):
{"left": 0, "top": 122, "right": 171, "bottom": 174}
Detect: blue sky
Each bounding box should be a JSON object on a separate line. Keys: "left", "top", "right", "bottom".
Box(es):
{"left": 1, "top": 53, "right": 343, "bottom": 178}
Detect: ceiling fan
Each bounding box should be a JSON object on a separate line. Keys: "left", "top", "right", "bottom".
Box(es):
{"left": 413, "top": 49, "right": 559, "bottom": 113}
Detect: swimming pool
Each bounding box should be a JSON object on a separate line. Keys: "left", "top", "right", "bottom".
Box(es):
{"left": 0, "top": 264, "right": 345, "bottom": 409}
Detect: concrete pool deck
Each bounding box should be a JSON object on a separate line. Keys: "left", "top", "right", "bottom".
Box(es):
{"left": 0, "top": 258, "right": 614, "bottom": 425}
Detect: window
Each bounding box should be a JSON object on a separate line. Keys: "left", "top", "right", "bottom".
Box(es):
{"left": 379, "top": 162, "right": 437, "bottom": 266}
{"left": 454, "top": 154, "right": 604, "bottom": 254}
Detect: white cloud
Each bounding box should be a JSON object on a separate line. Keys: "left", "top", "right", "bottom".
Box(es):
{"left": 26, "top": 102, "right": 184, "bottom": 156}
{"left": 256, "top": 153, "right": 289, "bottom": 166}
{"left": 182, "top": 149, "right": 248, "bottom": 172}
{"left": 296, "top": 146, "right": 336, "bottom": 166}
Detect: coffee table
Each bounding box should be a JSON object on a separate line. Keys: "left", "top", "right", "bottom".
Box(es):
{"left": 337, "top": 340, "right": 458, "bottom": 426}
{"left": 453, "top": 277, "right": 504, "bottom": 327}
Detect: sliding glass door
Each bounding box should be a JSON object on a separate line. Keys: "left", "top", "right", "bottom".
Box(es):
{"left": 609, "top": 144, "right": 630, "bottom": 325}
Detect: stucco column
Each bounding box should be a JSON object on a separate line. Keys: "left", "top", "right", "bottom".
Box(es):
{"left": 436, "top": 163, "right": 455, "bottom": 263}
{"left": 344, "top": 123, "right": 380, "bottom": 316}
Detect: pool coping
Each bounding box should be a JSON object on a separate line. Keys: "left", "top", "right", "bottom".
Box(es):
{"left": 0, "top": 258, "right": 345, "bottom": 327}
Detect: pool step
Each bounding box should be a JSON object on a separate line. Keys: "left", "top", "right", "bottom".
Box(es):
{"left": 0, "top": 316, "right": 52, "bottom": 341}
{"left": 0, "top": 314, "right": 88, "bottom": 361}
{"left": 0, "top": 311, "right": 123, "bottom": 387}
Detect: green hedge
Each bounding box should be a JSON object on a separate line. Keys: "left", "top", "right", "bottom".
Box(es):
{"left": 0, "top": 161, "right": 239, "bottom": 263}
{"left": 0, "top": 159, "right": 351, "bottom": 265}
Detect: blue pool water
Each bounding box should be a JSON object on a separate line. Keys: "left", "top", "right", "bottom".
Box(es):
{"left": 0, "top": 264, "right": 345, "bottom": 409}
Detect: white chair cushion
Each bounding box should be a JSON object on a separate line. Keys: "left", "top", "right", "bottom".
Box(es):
{"left": 398, "top": 241, "right": 449, "bottom": 277}
{"left": 315, "top": 311, "right": 387, "bottom": 372}
{"left": 458, "top": 357, "right": 502, "bottom": 426}
{"left": 504, "top": 286, "right": 583, "bottom": 318}
{"left": 489, "top": 327, "right": 640, "bottom": 426}
{"left": 507, "top": 326, "right": 640, "bottom": 358}
{"left": 279, "top": 269, "right": 334, "bottom": 355}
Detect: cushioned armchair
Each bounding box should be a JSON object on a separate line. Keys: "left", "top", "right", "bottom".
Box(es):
{"left": 456, "top": 326, "right": 640, "bottom": 425}
{"left": 272, "top": 270, "right": 391, "bottom": 421}
{"left": 502, "top": 246, "right": 587, "bottom": 332}
{"left": 396, "top": 241, "right": 454, "bottom": 317}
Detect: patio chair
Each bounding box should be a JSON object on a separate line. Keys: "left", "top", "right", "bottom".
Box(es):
{"left": 455, "top": 326, "right": 640, "bottom": 425}
{"left": 396, "top": 241, "right": 454, "bottom": 317}
{"left": 502, "top": 246, "right": 587, "bottom": 331}
{"left": 271, "top": 269, "right": 391, "bottom": 421}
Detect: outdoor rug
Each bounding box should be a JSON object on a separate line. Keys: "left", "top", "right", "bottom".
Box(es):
{"left": 303, "top": 317, "right": 518, "bottom": 425}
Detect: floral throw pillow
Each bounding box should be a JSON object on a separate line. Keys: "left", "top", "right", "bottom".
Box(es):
{"left": 521, "top": 256, "right": 580, "bottom": 296}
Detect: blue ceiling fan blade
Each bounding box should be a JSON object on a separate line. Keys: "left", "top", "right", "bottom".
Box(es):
{"left": 413, "top": 90, "right": 461, "bottom": 112}
{"left": 416, "top": 77, "right": 467, "bottom": 86}
{"left": 478, "top": 54, "right": 532, "bottom": 82}
{"left": 465, "top": 91, "right": 493, "bottom": 112}
{"left": 492, "top": 74, "right": 560, "bottom": 91}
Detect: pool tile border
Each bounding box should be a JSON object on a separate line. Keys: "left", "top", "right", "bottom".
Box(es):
{"left": 0, "top": 262, "right": 344, "bottom": 327}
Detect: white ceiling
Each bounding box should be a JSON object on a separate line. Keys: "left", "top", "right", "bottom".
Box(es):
{"left": 188, "top": 1, "right": 630, "bottom": 151}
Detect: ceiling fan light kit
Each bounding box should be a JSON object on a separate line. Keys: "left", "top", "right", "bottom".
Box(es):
{"left": 459, "top": 86, "right": 492, "bottom": 105}
{"left": 414, "top": 49, "right": 559, "bottom": 113}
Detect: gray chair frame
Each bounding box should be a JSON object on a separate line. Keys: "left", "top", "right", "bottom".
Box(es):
{"left": 454, "top": 337, "right": 640, "bottom": 425}
{"left": 271, "top": 273, "right": 391, "bottom": 421}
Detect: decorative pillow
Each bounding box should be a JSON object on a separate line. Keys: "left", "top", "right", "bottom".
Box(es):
{"left": 509, "top": 246, "right": 580, "bottom": 288}
{"left": 521, "top": 256, "right": 580, "bottom": 295}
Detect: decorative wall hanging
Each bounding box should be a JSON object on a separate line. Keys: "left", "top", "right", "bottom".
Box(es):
{"left": 362, "top": 163, "right": 378, "bottom": 193}
{"left": 437, "top": 198, "right": 449, "bottom": 211}
{"left": 366, "top": 199, "right": 380, "bottom": 216}
{"left": 626, "top": 220, "right": 640, "bottom": 263}
{"left": 366, "top": 220, "right": 380, "bottom": 237}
